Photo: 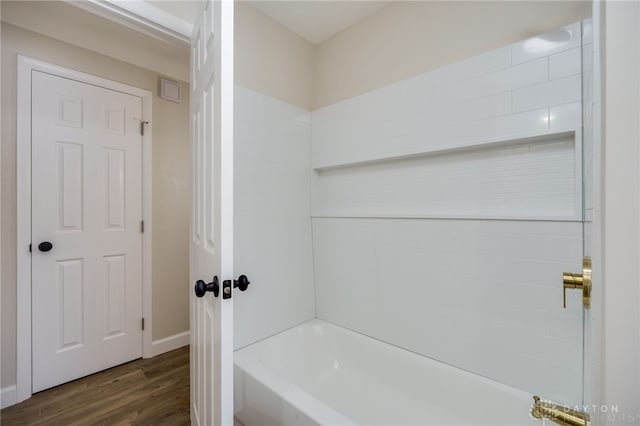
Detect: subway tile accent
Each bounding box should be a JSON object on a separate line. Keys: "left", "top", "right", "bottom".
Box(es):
{"left": 511, "top": 75, "right": 581, "bottom": 113}
{"left": 550, "top": 48, "right": 581, "bottom": 80}
{"left": 312, "top": 22, "right": 582, "bottom": 170}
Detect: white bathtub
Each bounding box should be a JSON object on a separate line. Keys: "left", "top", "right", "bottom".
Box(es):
{"left": 234, "top": 319, "right": 538, "bottom": 426}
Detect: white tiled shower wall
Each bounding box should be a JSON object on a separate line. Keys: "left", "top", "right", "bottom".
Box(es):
{"left": 233, "top": 86, "right": 315, "bottom": 349}
{"left": 312, "top": 22, "right": 583, "bottom": 171}
{"left": 311, "top": 22, "right": 586, "bottom": 405}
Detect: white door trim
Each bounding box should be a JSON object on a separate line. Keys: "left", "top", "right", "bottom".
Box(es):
{"left": 16, "top": 55, "right": 153, "bottom": 404}
{"left": 65, "top": 0, "right": 193, "bottom": 46}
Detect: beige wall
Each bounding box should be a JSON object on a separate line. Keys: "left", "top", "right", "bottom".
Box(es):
{"left": 0, "top": 1, "right": 189, "bottom": 82}
{"left": 314, "top": 0, "right": 592, "bottom": 109}
{"left": 0, "top": 22, "right": 191, "bottom": 388}
{"left": 235, "top": 1, "right": 315, "bottom": 111}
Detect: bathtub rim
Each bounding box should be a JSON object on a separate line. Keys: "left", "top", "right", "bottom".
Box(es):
{"left": 234, "top": 318, "right": 538, "bottom": 426}
{"left": 235, "top": 348, "right": 357, "bottom": 425}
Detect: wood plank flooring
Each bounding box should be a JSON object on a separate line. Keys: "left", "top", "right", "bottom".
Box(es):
{"left": 0, "top": 346, "right": 190, "bottom": 425}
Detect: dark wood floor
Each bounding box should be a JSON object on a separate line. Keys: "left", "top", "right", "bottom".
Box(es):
{"left": 0, "top": 346, "right": 190, "bottom": 425}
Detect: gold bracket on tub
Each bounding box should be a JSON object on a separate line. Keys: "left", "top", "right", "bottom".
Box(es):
{"left": 531, "top": 396, "right": 589, "bottom": 426}
{"left": 562, "top": 257, "right": 592, "bottom": 309}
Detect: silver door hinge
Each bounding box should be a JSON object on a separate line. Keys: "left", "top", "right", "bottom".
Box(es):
{"left": 140, "top": 120, "right": 149, "bottom": 136}
{"left": 140, "top": 220, "right": 144, "bottom": 233}
{"left": 142, "top": 317, "right": 145, "bottom": 331}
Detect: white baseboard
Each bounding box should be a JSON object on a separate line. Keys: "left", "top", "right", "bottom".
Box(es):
{"left": 1, "top": 385, "right": 17, "bottom": 409}
{"left": 148, "top": 331, "right": 190, "bottom": 358}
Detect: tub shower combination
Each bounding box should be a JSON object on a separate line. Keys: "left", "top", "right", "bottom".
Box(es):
{"left": 231, "top": 17, "right": 594, "bottom": 426}
{"left": 234, "top": 320, "right": 535, "bottom": 425}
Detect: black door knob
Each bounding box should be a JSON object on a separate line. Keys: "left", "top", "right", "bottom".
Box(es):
{"left": 38, "top": 241, "right": 53, "bottom": 252}
{"left": 194, "top": 276, "right": 219, "bottom": 298}
{"left": 233, "top": 275, "right": 250, "bottom": 291}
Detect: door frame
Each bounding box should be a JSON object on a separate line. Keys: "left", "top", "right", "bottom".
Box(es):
{"left": 15, "top": 55, "right": 153, "bottom": 403}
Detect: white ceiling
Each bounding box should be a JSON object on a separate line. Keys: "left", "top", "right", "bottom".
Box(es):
{"left": 248, "top": 1, "right": 392, "bottom": 45}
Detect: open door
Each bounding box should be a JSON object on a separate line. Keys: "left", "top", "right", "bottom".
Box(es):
{"left": 190, "top": 1, "right": 234, "bottom": 425}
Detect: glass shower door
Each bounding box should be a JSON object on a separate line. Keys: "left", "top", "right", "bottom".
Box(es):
{"left": 530, "top": 17, "right": 596, "bottom": 426}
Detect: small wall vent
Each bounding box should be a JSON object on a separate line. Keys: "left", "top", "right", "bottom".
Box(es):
{"left": 160, "top": 79, "right": 181, "bottom": 103}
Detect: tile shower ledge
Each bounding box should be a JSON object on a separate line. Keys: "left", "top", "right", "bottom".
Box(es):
{"left": 312, "top": 129, "right": 576, "bottom": 171}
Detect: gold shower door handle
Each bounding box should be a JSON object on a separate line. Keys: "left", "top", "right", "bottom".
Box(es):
{"left": 531, "top": 396, "right": 590, "bottom": 426}
{"left": 562, "top": 257, "right": 591, "bottom": 309}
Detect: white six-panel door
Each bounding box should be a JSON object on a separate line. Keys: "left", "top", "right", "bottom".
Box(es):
{"left": 31, "top": 71, "right": 143, "bottom": 392}
{"left": 190, "top": 1, "right": 235, "bottom": 425}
